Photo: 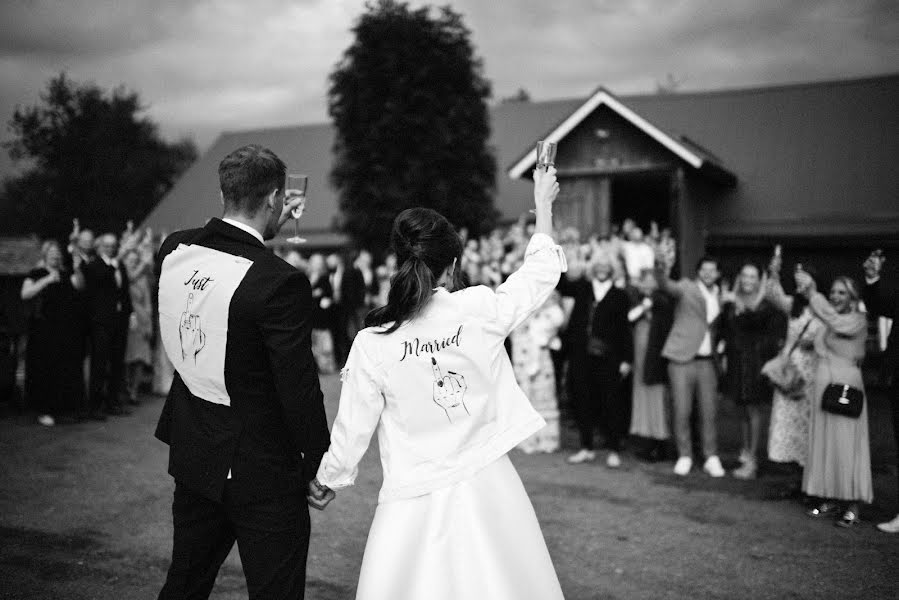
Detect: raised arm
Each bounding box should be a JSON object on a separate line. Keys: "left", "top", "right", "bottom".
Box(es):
{"left": 316, "top": 338, "right": 384, "bottom": 490}
{"left": 652, "top": 250, "right": 684, "bottom": 299}
{"left": 764, "top": 276, "right": 794, "bottom": 315}
{"left": 808, "top": 292, "right": 867, "bottom": 337}
{"left": 260, "top": 271, "right": 330, "bottom": 484}
{"left": 475, "top": 167, "right": 566, "bottom": 336}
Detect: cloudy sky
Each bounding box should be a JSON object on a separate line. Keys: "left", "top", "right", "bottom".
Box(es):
{"left": 1, "top": 0, "right": 897, "bottom": 176}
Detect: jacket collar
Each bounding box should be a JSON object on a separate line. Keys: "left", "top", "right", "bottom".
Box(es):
{"left": 204, "top": 217, "right": 266, "bottom": 249}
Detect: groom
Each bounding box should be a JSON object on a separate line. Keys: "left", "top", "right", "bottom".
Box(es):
{"left": 155, "top": 144, "right": 334, "bottom": 599}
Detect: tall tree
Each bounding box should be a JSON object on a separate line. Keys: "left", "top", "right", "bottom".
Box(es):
{"left": 329, "top": 0, "right": 496, "bottom": 255}
{"left": 0, "top": 73, "right": 197, "bottom": 238}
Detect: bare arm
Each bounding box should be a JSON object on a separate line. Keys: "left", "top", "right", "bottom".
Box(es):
{"left": 21, "top": 273, "right": 58, "bottom": 301}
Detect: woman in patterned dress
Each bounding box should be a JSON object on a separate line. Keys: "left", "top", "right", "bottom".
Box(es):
{"left": 767, "top": 302, "right": 823, "bottom": 467}
{"left": 512, "top": 291, "right": 565, "bottom": 453}
{"left": 764, "top": 263, "right": 823, "bottom": 469}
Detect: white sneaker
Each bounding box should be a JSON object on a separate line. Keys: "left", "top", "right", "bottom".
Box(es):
{"left": 37, "top": 415, "right": 55, "bottom": 427}
{"left": 877, "top": 514, "right": 899, "bottom": 533}
{"left": 673, "top": 456, "right": 693, "bottom": 476}
{"left": 738, "top": 449, "right": 752, "bottom": 465}
{"left": 606, "top": 452, "right": 622, "bottom": 468}
{"left": 703, "top": 455, "right": 725, "bottom": 478}
{"left": 567, "top": 449, "right": 597, "bottom": 464}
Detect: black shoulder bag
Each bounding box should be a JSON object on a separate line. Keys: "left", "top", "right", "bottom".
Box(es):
{"left": 820, "top": 357, "right": 864, "bottom": 419}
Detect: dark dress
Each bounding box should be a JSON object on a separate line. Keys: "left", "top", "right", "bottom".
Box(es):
{"left": 721, "top": 298, "right": 785, "bottom": 406}
{"left": 24, "top": 268, "right": 84, "bottom": 416}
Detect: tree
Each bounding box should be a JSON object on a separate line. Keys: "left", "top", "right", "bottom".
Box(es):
{"left": 328, "top": 0, "right": 496, "bottom": 255}
{"left": 0, "top": 73, "right": 197, "bottom": 238}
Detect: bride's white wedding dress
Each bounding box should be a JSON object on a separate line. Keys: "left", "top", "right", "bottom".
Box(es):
{"left": 316, "top": 233, "right": 567, "bottom": 600}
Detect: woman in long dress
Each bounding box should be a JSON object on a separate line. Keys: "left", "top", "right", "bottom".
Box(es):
{"left": 314, "top": 168, "right": 566, "bottom": 600}
{"left": 512, "top": 291, "right": 565, "bottom": 454}
{"left": 21, "top": 240, "right": 85, "bottom": 425}
{"left": 628, "top": 268, "right": 673, "bottom": 460}
{"left": 123, "top": 248, "right": 154, "bottom": 404}
{"left": 798, "top": 274, "right": 872, "bottom": 527}
{"left": 764, "top": 267, "right": 825, "bottom": 469}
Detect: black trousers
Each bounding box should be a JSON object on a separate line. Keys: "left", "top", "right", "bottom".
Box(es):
{"left": 158, "top": 482, "right": 310, "bottom": 600}
{"left": 570, "top": 354, "right": 630, "bottom": 451}
{"left": 88, "top": 318, "right": 128, "bottom": 413}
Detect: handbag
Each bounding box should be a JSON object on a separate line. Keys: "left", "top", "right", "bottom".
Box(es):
{"left": 820, "top": 357, "right": 864, "bottom": 418}
{"left": 761, "top": 319, "right": 813, "bottom": 398}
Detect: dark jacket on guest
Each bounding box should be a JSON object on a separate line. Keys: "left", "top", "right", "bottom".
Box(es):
{"left": 310, "top": 275, "right": 335, "bottom": 331}
{"left": 558, "top": 276, "right": 634, "bottom": 365}
{"left": 81, "top": 257, "right": 132, "bottom": 325}
{"left": 643, "top": 290, "right": 675, "bottom": 385}
{"left": 863, "top": 279, "right": 899, "bottom": 386}
{"left": 338, "top": 266, "right": 367, "bottom": 312}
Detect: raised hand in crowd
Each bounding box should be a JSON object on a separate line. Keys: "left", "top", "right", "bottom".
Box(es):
{"left": 794, "top": 267, "right": 817, "bottom": 298}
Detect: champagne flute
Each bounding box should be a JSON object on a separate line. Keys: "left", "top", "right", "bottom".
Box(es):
{"left": 530, "top": 140, "right": 558, "bottom": 216}
{"left": 285, "top": 174, "right": 308, "bottom": 244}
{"left": 535, "top": 140, "right": 557, "bottom": 170}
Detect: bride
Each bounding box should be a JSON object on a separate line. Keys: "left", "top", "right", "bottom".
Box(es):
{"left": 312, "top": 167, "right": 566, "bottom": 599}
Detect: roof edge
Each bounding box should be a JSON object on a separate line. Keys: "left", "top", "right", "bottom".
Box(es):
{"left": 506, "top": 87, "right": 705, "bottom": 179}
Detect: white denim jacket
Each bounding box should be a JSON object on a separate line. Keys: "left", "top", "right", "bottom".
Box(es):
{"left": 316, "top": 233, "right": 567, "bottom": 502}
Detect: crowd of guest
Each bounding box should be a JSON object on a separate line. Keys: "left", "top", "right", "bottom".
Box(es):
{"left": 20, "top": 220, "right": 159, "bottom": 425}
{"left": 15, "top": 213, "right": 898, "bottom": 533}
{"left": 412, "top": 217, "right": 896, "bottom": 533}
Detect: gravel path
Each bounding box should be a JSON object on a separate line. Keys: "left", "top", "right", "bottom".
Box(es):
{"left": 1, "top": 375, "right": 896, "bottom": 599}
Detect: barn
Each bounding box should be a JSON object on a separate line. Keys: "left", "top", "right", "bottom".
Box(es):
{"left": 143, "top": 73, "right": 899, "bottom": 282}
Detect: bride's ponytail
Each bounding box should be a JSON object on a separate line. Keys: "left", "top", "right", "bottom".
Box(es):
{"left": 366, "top": 208, "right": 462, "bottom": 334}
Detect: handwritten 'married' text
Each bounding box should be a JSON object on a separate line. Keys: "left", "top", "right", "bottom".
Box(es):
{"left": 400, "top": 325, "right": 463, "bottom": 361}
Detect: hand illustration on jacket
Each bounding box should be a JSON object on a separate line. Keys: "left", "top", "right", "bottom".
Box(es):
{"left": 432, "top": 356, "right": 469, "bottom": 422}
{"left": 179, "top": 293, "right": 206, "bottom": 362}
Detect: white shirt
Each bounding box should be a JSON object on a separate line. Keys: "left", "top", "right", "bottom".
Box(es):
{"left": 621, "top": 240, "right": 655, "bottom": 281}
{"left": 222, "top": 218, "right": 265, "bottom": 245}
{"left": 696, "top": 281, "right": 720, "bottom": 356}
{"left": 316, "top": 233, "right": 567, "bottom": 502}
{"left": 591, "top": 278, "right": 613, "bottom": 303}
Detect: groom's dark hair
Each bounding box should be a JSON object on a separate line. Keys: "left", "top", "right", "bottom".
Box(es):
{"left": 219, "top": 144, "right": 286, "bottom": 216}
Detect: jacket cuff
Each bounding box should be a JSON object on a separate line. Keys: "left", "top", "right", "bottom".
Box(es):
{"left": 525, "top": 233, "right": 568, "bottom": 273}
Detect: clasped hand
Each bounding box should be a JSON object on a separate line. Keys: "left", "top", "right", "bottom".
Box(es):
{"left": 307, "top": 478, "right": 336, "bottom": 511}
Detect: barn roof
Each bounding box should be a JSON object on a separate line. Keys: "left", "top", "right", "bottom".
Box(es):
{"left": 143, "top": 73, "right": 899, "bottom": 243}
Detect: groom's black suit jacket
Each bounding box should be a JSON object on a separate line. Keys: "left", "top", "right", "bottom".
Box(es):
{"left": 155, "top": 218, "right": 329, "bottom": 504}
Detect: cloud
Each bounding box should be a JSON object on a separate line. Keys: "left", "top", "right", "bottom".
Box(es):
{"left": 0, "top": 0, "right": 896, "bottom": 175}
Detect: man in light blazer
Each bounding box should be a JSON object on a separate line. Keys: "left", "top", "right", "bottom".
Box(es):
{"left": 654, "top": 253, "right": 725, "bottom": 477}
